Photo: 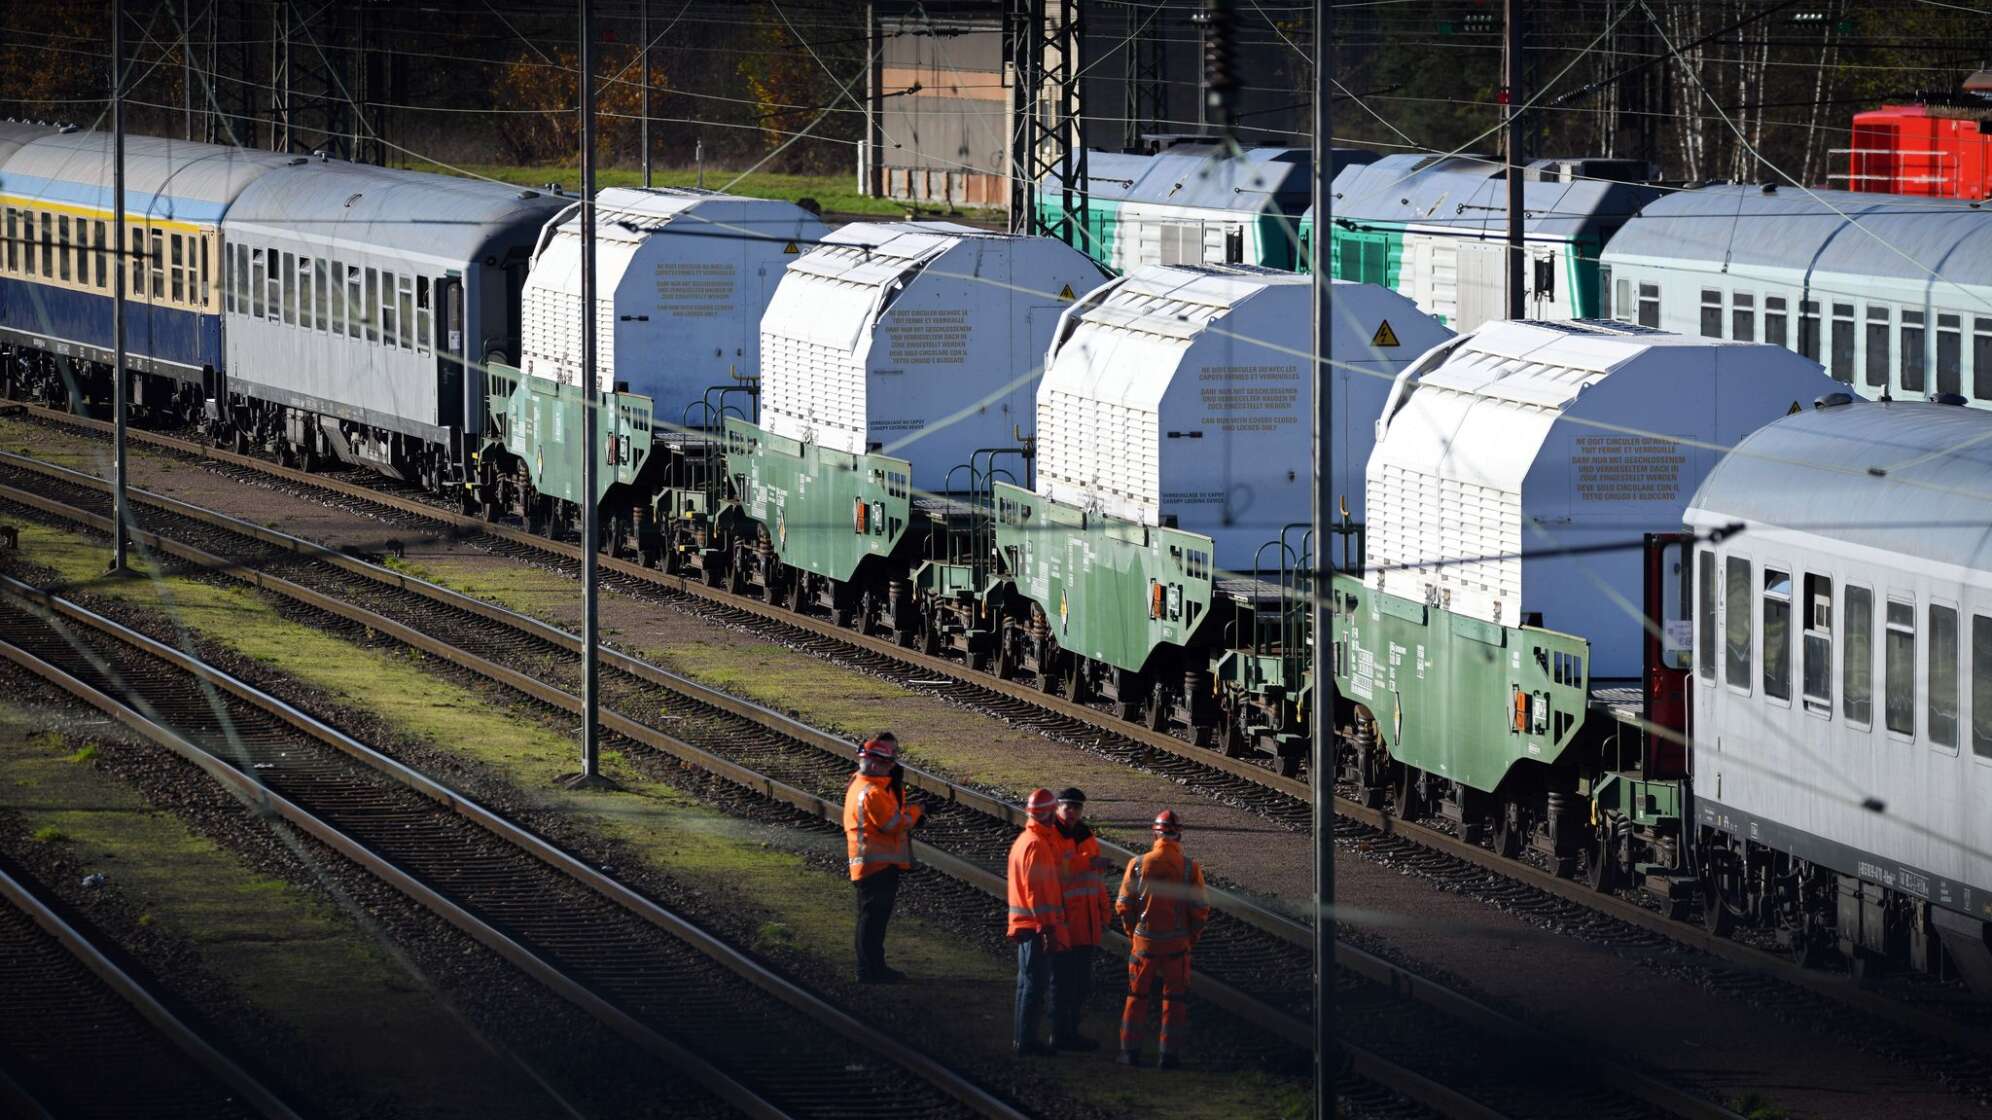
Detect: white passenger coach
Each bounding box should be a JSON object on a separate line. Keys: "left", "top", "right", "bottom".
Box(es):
{"left": 1688, "top": 395, "right": 1992, "bottom": 985}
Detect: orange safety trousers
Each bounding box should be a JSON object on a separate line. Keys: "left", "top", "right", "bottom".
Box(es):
{"left": 1119, "top": 950, "right": 1190, "bottom": 1056}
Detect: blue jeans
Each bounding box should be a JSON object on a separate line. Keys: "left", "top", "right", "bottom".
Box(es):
{"left": 1014, "top": 932, "right": 1052, "bottom": 1049}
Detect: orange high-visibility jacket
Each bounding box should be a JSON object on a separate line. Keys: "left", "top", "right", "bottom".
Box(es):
{"left": 1006, "top": 819, "right": 1068, "bottom": 942}
{"left": 1116, "top": 838, "right": 1209, "bottom": 957}
{"left": 1057, "top": 827, "right": 1112, "bottom": 949}
{"left": 843, "top": 772, "right": 922, "bottom": 881}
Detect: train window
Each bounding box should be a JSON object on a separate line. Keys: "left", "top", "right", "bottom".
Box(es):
{"left": 40, "top": 212, "right": 53, "bottom": 279}
{"left": 264, "top": 245, "right": 280, "bottom": 320}
{"left": 330, "top": 259, "right": 346, "bottom": 332}
{"left": 1613, "top": 277, "right": 1629, "bottom": 322}
{"left": 1845, "top": 585, "right": 1873, "bottom": 727}
{"left": 416, "top": 277, "right": 432, "bottom": 356}
{"left": 1798, "top": 300, "right": 1820, "bottom": 360}
{"left": 198, "top": 237, "right": 209, "bottom": 306}
{"left": 1700, "top": 289, "right": 1722, "bottom": 338}
{"left": 299, "top": 257, "right": 315, "bottom": 330}
{"left": 251, "top": 248, "right": 266, "bottom": 318}
{"left": 1865, "top": 306, "right": 1890, "bottom": 389}
{"left": 1763, "top": 296, "right": 1787, "bottom": 348}
{"left": 130, "top": 227, "right": 144, "bottom": 296}
{"left": 1901, "top": 310, "right": 1926, "bottom": 394}
{"left": 281, "top": 251, "right": 296, "bottom": 326}
{"left": 231, "top": 244, "right": 245, "bottom": 313}
{"left": 314, "top": 258, "right": 330, "bottom": 331}
{"left": 1829, "top": 304, "right": 1854, "bottom": 382}
{"left": 95, "top": 221, "right": 108, "bottom": 290}
{"left": 381, "top": 272, "right": 398, "bottom": 347}
{"left": 398, "top": 275, "right": 414, "bottom": 351}
{"left": 347, "top": 267, "right": 363, "bottom": 338}
{"left": 366, "top": 269, "right": 380, "bottom": 343}
{"left": 1763, "top": 568, "right": 1792, "bottom": 702}
{"left": 149, "top": 230, "right": 163, "bottom": 299}
{"left": 1731, "top": 293, "right": 1755, "bottom": 343}
{"left": 1974, "top": 615, "right": 1992, "bottom": 759}
{"left": 1975, "top": 319, "right": 1992, "bottom": 402}
{"left": 1637, "top": 283, "right": 1659, "bottom": 328}
{"left": 1931, "top": 603, "right": 1959, "bottom": 750}
{"left": 58, "top": 216, "right": 71, "bottom": 283}
{"left": 1697, "top": 550, "right": 1715, "bottom": 681}
{"left": 170, "top": 234, "right": 184, "bottom": 303}
{"left": 1725, "top": 555, "right": 1751, "bottom": 691}
{"left": 1802, "top": 574, "right": 1832, "bottom": 715}
{"left": 1938, "top": 314, "right": 1962, "bottom": 396}
{"left": 1886, "top": 598, "right": 1915, "bottom": 738}
{"left": 3, "top": 209, "right": 14, "bottom": 273}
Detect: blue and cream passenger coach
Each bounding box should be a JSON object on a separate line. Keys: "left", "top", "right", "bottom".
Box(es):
{"left": 0, "top": 125, "right": 293, "bottom": 410}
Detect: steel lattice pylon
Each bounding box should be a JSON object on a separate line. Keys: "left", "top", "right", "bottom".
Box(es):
{"left": 267, "top": 0, "right": 393, "bottom": 162}
{"left": 1009, "top": 0, "right": 1086, "bottom": 247}
{"left": 1121, "top": 4, "right": 1165, "bottom": 152}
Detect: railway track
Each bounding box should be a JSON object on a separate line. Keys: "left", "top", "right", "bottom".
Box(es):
{"left": 0, "top": 853, "right": 301, "bottom": 1120}
{"left": 0, "top": 567, "right": 1032, "bottom": 1120}
{"left": 14, "top": 401, "right": 1992, "bottom": 1076}
{"left": 0, "top": 438, "right": 1733, "bottom": 1120}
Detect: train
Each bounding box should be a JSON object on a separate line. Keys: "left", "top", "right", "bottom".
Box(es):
{"left": 7, "top": 120, "right": 1992, "bottom": 991}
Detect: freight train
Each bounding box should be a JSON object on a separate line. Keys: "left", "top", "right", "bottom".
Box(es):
{"left": 6, "top": 121, "right": 1992, "bottom": 990}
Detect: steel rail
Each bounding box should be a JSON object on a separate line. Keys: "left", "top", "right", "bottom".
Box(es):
{"left": 12, "top": 404, "right": 1989, "bottom": 1070}
{"left": 0, "top": 573, "right": 1026, "bottom": 1120}
{"left": 0, "top": 860, "right": 305, "bottom": 1120}
{"left": 0, "top": 453, "right": 1740, "bottom": 1120}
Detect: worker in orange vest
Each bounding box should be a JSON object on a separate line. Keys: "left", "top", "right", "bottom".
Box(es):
{"left": 1115, "top": 809, "right": 1209, "bottom": 1069}
{"left": 1006, "top": 788, "right": 1067, "bottom": 1056}
{"left": 843, "top": 732, "right": 923, "bottom": 983}
{"left": 1049, "top": 787, "right": 1110, "bottom": 1051}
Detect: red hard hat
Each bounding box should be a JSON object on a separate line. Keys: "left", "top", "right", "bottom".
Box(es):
{"left": 858, "top": 734, "right": 898, "bottom": 762}
{"left": 1152, "top": 809, "right": 1182, "bottom": 836}
{"left": 1025, "top": 788, "right": 1057, "bottom": 815}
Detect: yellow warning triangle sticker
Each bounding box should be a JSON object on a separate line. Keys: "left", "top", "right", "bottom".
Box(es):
{"left": 783, "top": 241, "right": 800, "bottom": 254}
{"left": 1371, "top": 320, "right": 1400, "bottom": 347}
{"left": 1787, "top": 400, "right": 1803, "bottom": 415}
{"left": 1058, "top": 283, "right": 1075, "bottom": 300}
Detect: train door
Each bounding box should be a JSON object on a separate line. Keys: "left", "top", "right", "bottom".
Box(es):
{"left": 438, "top": 277, "right": 465, "bottom": 433}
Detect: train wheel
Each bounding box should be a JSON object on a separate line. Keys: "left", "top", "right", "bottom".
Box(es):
{"left": 1145, "top": 691, "right": 1171, "bottom": 732}
{"left": 1492, "top": 798, "right": 1523, "bottom": 859}
{"left": 1392, "top": 764, "right": 1423, "bottom": 823}
{"left": 1220, "top": 722, "right": 1250, "bottom": 759}
{"left": 1586, "top": 822, "right": 1619, "bottom": 893}
{"left": 1698, "top": 847, "right": 1740, "bottom": 936}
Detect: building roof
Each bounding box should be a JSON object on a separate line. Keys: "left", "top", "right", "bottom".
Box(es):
{"left": 1687, "top": 399, "right": 1992, "bottom": 573}
{"left": 1601, "top": 183, "right": 1992, "bottom": 286}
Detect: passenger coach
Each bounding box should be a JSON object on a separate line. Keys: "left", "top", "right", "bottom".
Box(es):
{"left": 1602, "top": 184, "right": 1992, "bottom": 406}
{"left": 1688, "top": 396, "right": 1992, "bottom": 987}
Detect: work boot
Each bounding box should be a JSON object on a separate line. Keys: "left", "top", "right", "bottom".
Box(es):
{"left": 1055, "top": 1034, "right": 1100, "bottom": 1052}
{"left": 1014, "top": 1039, "right": 1057, "bottom": 1057}
{"left": 1157, "top": 1053, "right": 1182, "bottom": 1071}
{"left": 1116, "top": 1050, "right": 1142, "bottom": 1067}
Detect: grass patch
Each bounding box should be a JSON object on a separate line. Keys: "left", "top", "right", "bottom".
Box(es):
{"left": 431, "top": 163, "right": 999, "bottom": 222}
{"left": 29, "top": 825, "right": 67, "bottom": 844}
{"left": 63, "top": 744, "right": 98, "bottom": 764}
{"left": 1733, "top": 1093, "right": 1790, "bottom": 1120}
